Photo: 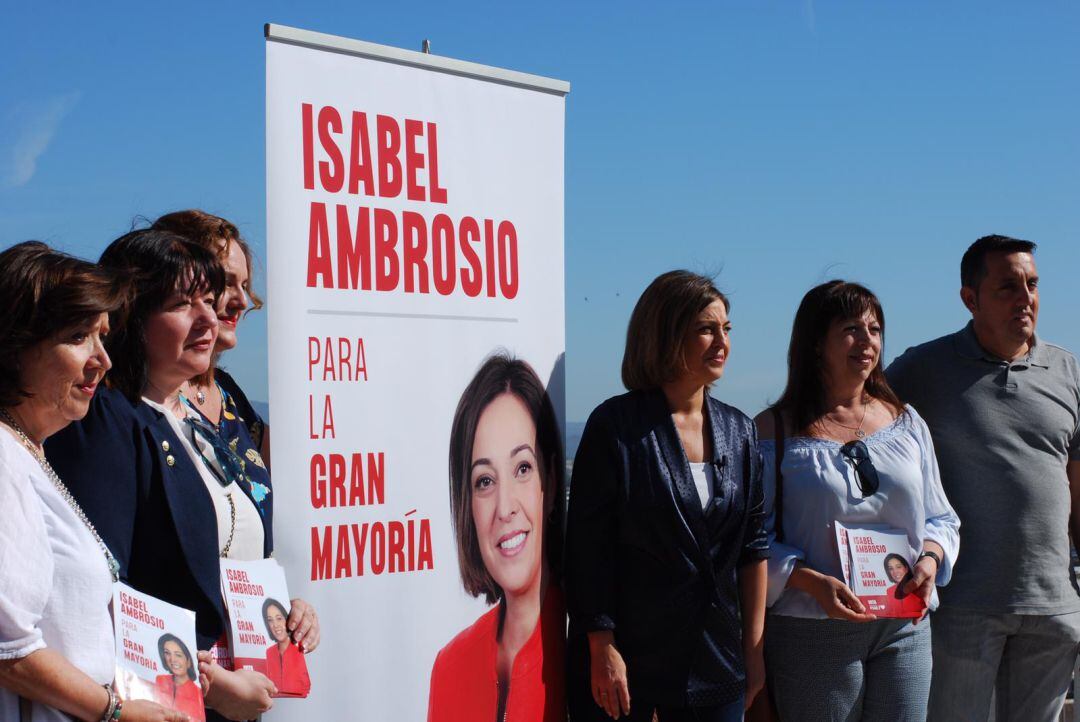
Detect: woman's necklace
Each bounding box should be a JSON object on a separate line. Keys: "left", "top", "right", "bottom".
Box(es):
{"left": 0, "top": 408, "right": 120, "bottom": 582}
{"left": 824, "top": 395, "right": 871, "bottom": 439}
{"left": 176, "top": 392, "right": 237, "bottom": 557}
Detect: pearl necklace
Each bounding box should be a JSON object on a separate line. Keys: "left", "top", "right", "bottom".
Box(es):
{"left": 0, "top": 408, "right": 120, "bottom": 582}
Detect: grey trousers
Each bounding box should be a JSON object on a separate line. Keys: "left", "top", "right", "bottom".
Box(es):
{"left": 764, "top": 614, "right": 932, "bottom": 722}
{"left": 927, "top": 606, "right": 1080, "bottom": 722}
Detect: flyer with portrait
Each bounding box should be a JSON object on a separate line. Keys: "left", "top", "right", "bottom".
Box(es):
{"left": 220, "top": 558, "right": 311, "bottom": 698}
{"left": 834, "top": 522, "right": 925, "bottom": 619}
{"left": 112, "top": 583, "right": 206, "bottom": 721}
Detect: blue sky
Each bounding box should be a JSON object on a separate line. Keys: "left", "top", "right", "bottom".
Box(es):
{"left": 2, "top": 1, "right": 1077, "bottom": 422}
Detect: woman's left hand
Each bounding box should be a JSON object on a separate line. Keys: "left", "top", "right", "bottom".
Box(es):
{"left": 288, "top": 598, "right": 320, "bottom": 652}
{"left": 903, "top": 557, "right": 938, "bottom": 624}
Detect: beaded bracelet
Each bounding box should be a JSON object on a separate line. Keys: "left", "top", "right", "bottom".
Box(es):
{"left": 111, "top": 699, "right": 124, "bottom": 720}
{"left": 100, "top": 686, "right": 118, "bottom": 722}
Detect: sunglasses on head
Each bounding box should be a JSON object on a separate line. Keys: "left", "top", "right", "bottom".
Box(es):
{"left": 840, "top": 439, "right": 879, "bottom": 497}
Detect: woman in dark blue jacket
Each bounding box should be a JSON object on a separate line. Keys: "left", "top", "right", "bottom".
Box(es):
{"left": 152, "top": 210, "right": 271, "bottom": 472}
{"left": 565, "top": 270, "right": 769, "bottom": 722}
{"left": 46, "top": 229, "right": 316, "bottom": 721}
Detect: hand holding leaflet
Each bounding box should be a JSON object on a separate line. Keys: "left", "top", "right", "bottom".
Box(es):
{"left": 220, "top": 558, "right": 312, "bottom": 698}
{"left": 787, "top": 565, "right": 877, "bottom": 622}
{"left": 902, "top": 542, "right": 944, "bottom": 624}
{"left": 834, "top": 522, "right": 926, "bottom": 619}
{"left": 112, "top": 583, "right": 206, "bottom": 722}
{"left": 196, "top": 653, "right": 276, "bottom": 720}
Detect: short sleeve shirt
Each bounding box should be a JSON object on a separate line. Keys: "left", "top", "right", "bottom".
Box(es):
{"left": 887, "top": 322, "right": 1080, "bottom": 614}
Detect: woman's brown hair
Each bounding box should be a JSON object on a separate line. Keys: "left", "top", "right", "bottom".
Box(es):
{"left": 152, "top": 210, "right": 262, "bottom": 387}
{"left": 621, "top": 270, "right": 729, "bottom": 391}
{"left": 98, "top": 229, "right": 224, "bottom": 401}
{"left": 152, "top": 209, "right": 263, "bottom": 312}
{"left": 0, "top": 241, "right": 127, "bottom": 406}
{"left": 773, "top": 280, "right": 903, "bottom": 434}
{"left": 448, "top": 353, "right": 564, "bottom": 605}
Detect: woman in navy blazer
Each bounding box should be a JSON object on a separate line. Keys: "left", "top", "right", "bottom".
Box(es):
{"left": 46, "top": 229, "right": 315, "bottom": 721}
{"left": 565, "top": 271, "right": 769, "bottom": 722}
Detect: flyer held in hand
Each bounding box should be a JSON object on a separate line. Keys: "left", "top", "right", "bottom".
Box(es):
{"left": 220, "top": 558, "right": 311, "bottom": 698}
{"left": 113, "top": 583, "right": 206, "bottom": 721}
{"left": 835, "top": 522, "right": 926, "bottom": 619}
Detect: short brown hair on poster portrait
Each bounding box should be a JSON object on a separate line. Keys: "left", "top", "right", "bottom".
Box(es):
{"left": 447, "top": 353, "right": 564, "bottom": 605}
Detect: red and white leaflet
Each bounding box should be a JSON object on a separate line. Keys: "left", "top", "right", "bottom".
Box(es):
{"left": 835, "top": 523, "right": 852, "bottom": 590}
{"left": 113, "top": 583, "right": 205, "bottom": 721}
{"left": 220, "top": 558, "right": 311, "bottom": 698}
{"left": 834, "top": 522, "right": 926, "bottom": 619}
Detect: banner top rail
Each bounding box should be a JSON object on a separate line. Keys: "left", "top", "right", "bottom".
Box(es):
{"left": 265, "top": 23, "right": 571, "bottom": 96}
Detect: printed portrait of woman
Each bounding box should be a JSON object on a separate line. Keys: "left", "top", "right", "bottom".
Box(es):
{"left": 883, "top": 554, "right": 924, "bottom": 618}
{"left": 154, "top": 634, "right": 206, "bottom": 721}
{"left": 427, "top": 353, "right": 566, "bottom": 722}
{"left": 263, "top": 597, "right": 312, "bottom": 697}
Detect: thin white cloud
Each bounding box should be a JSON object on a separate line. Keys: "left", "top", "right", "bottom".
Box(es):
{"left": 1, "top": 91, "right": 81, "bottom": 189}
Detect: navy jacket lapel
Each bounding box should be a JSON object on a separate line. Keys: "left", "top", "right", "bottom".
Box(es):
{"left": 702, "top": 398, "right": 731, "bottom": 528}
{"left": 650, "top": 390, "right": 712, "bottom": 559}
{"left": 139, "top": 407, "right": 224, "bottom": 619}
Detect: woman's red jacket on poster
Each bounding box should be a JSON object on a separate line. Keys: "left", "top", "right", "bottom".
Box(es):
{"left": 428, "top": 585, "right": 566, "bottom": 722}
{"left": 265, "top": 641, "right": 312, "bottom": 697}
{"left": 154, "top": 675, "right": 205, "bottom": 721}
{"left": 884, "top": 584, "right": 926, "bottom": 618}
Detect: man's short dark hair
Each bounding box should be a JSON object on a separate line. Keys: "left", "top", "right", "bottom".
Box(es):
{"left": 961, "top": 235, "right": 1037, "bottom": 290}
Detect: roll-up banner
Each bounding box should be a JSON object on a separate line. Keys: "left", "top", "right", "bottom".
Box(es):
{"left": 265, "top": 24, "right": 568, "bottom": 721}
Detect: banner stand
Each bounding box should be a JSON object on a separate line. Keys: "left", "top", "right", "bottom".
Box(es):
{"left": 265, "top": 24, "right": 570, "bottom": 96}
{"left": 266, "top": 23, "right": 568, "bottom": 721}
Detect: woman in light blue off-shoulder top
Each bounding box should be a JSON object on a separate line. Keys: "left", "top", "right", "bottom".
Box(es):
{"left": 753, "top": 280, "right": 959, "bottom": 722}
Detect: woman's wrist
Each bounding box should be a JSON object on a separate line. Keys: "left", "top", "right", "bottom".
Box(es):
{"left": 98, "top": 685, "right": 121, "bottom": 722}
{"left": 587, "top": 629, "right": 615, "bottom": 652}
{"left": 917, "top": 550, "right": 941, "bottom": 571}
{"left": 786, "top": 564, "right": 822, "bottom": 592}
{"left": 743, "top": 636, "right": 764, "bottom": 656}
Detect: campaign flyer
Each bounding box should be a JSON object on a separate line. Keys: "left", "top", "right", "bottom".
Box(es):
{"left": 113, "top": 583, "right": 205, "bottom": 721}
{"left": 220, "top": 558, "right": 311, "bottom": 698}
{"left": 834, "top": 522, "right": 926, "bottom": 619}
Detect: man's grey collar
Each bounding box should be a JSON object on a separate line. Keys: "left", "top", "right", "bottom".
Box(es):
{"left": 954, "top": 320, "right": 1049, "bottom": 367}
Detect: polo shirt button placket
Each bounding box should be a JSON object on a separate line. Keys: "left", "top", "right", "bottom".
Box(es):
{"left": 997, "top": 361, "right": 1018, "bottom": 393}
{"left": 1006, "top": 363, "right": 1023, "bottom": 392}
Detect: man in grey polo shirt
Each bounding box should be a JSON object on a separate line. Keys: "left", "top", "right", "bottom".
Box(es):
{"left": 887, "top": 234, "right": 1080, "bottom": 722}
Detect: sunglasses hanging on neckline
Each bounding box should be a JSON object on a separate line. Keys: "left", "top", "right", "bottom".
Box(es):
{"left": 840, "top": 439, "right": 880, "bottom": 497}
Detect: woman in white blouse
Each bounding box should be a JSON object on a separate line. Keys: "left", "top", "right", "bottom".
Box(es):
{"left": 754, "top": 280, "right": 959, "bottom": 722}
{"left": 0, "top": 241, "right": 185, "bottom": 722}
{"left": 45, "top": 229, "right": 319, "bottom": 722}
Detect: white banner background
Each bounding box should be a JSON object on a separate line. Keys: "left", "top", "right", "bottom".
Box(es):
{"left": 266, "top": 31, "right": 566, "bottom": 721}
